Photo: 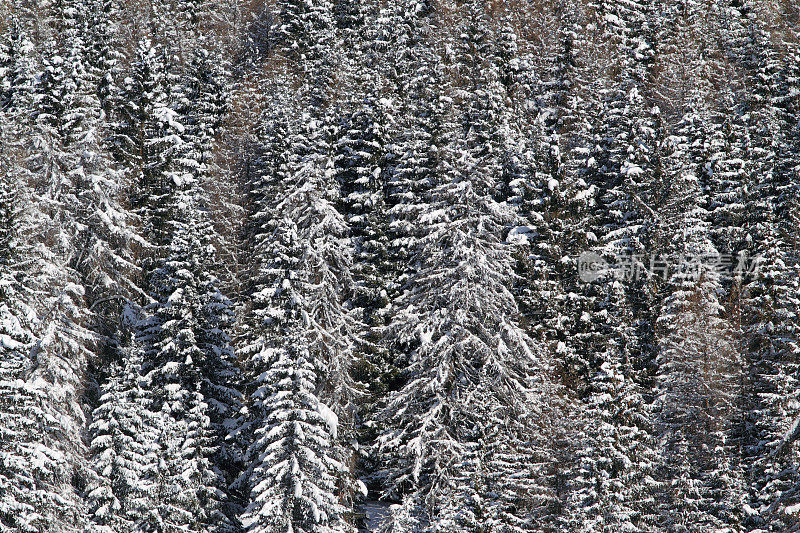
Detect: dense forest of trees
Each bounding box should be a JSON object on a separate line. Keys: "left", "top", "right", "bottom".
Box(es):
{"left": 0, "top": 0, "right": 798, "bottom": 531}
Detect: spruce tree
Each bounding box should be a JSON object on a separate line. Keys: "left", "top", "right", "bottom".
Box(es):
{"left": 653, "top": 114, "right": 744, "bottom": 532}
{"left": 374, "top": 7, "right": 556, "bottom": 526}
{"left": 85, "top": 350, "right": 162, "bottom": 532}
{"left": 136, "top": 183, "right": 238, "bottom": 533}
{"left": 238, "top": 343, "right": 353, "bottom": 533}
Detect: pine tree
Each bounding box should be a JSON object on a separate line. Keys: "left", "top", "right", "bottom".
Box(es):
{"left": 727, "top": 6, "right": 800, "bottom": 529}
{"left": 58, "top": 0, "right": 138, "bottom": 343}
{"left": 379, "top": 0, "right": 443, "bottom": 289}
{"left": 0, "top": 18, "right": 36, "bottom": 120}
{"left": 333, "top": 91, "right": 393, "bottom": 406}
{"left": 517, "top": 0, "right": 604, "bottom": 399}
{"left": 0, "top": 180, "right": 93, "bottom": 533}
{"left": 109, "top": 39, "right": 186, "bottom": 258}
{"left": 273, "top": 0, "right": 338, "bottom": 109}
{"left": 0, "top": 129, "right": 39, "bottom": 532}
{"left": 0, "top": 4, "right": 116, "bottom": 530}
{"left": 584, "top": 0, "right": 661, "bottom": 378}
{"left": 567, "top": 290, "right": 658, "bottom": 532}
{"left": 236, "top": 110, "right": 360, "bottom": 530}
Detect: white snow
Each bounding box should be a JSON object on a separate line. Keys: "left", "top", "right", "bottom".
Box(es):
{"left": 316, "top": 402, "right": 338, "bottom": 440}
{"left": 786, "top": 503, "right": 800, "bottom": 516}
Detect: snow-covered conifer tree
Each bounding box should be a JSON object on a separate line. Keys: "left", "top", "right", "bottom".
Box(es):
{"left": 374, "top": 5, "right": 557, "bottom": 528}
{"left": 85, "top": 350, "right": 162, "bottom": 532}
{"left": 136, "top": 181, "right": 239, "bottom": 532}
{"left": 238, "top": 342, "right": 352, "bottom": 533}
{"left": 653, "top": 114, "right": 745, "bottom": 531}
{"left": 236, "top": 98, "right": 360, "bottom": 531}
